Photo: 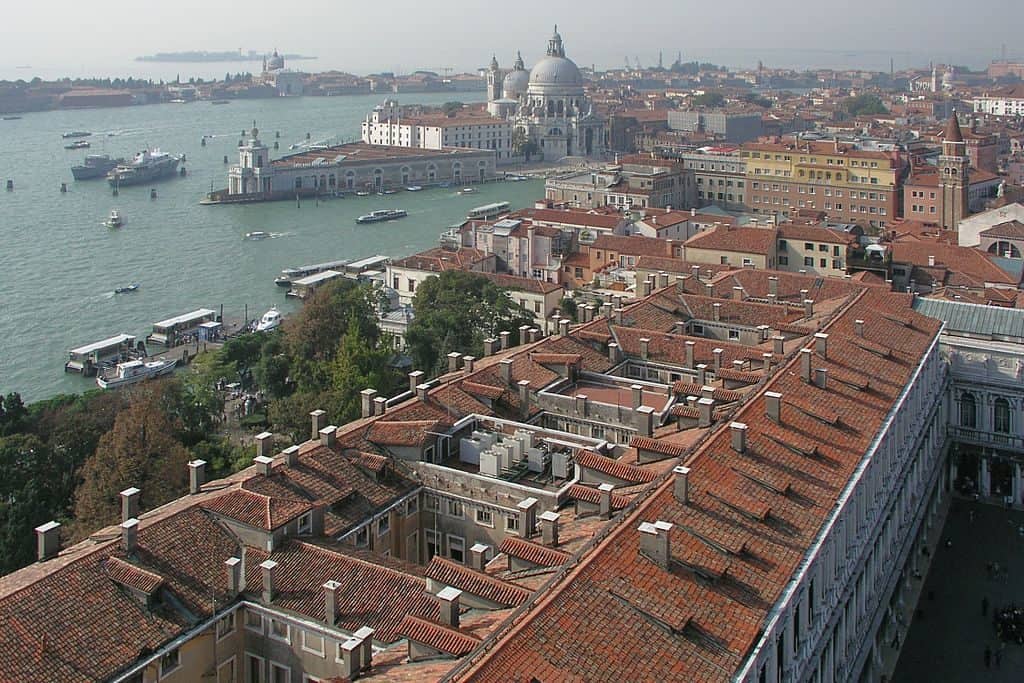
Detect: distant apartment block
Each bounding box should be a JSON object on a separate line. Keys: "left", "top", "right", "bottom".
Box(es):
{"left": 668, "top": 109, "right": 764, "bottom": 143}
{"left": 362, "top": 99, "right": 515, "bottom": 162}
{"left": 972, "top": 85, "right": 1024, "bottom": 117}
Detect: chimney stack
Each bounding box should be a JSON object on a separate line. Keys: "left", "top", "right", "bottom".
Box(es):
{"left": 353, "top": 627, "right": 376, "bottom": 671}
{"left": 188, "top": 459, "right": 207, "bottom": 494}
{"left": 35, "top": 521, "right": 61, "bottom": 562}
{"left": 608, "top": 342, "right": 622, "bottom": 364}
{"left": 658, "top": 271, "right": 670, "bottom": 288}
{"left": 712, "top": 347, "right": 724, "bottom": 372}
{"left": 310, "top": 409, "right": 327, "bottom": 442}
{"left": 614, "top": 307, "right": 624, "bottom": 325}
{"left": 732, "top": 286, "right": 745, "bottom": 301}
{"left": 122, "top": 518, "right": 139, "bottom": 555}
{"left": 462, "top": 356, "right": 476, "bottom": 374}
{"left": 519, "top": 325, "right": 530, "bottom": 346}
{"left": 696, "top": 363, "right": 708, "bottom": 386}
{"left": 855, "top": 319, "right": 865, "bottom": 337}
{"left": 712, "top": 303, "right": 721, "bottom": 322}
{"left": 282, "top": 445, "right": 300, "bottom": 466}
{"left": 529, "top": 327, "right": 541, "bottom": 343}
{"left": 539, "top": 510, "right": 561, "bottom": 547}
{"left": 225, "top": 557, "right": 242, "bottom": 594}
{"left": 601, "top": 302, "right": 612, "bottom": 319}
{"left": 254, "top": 455, "right": 274, "bottom": 476}
{"left": 416, "top": 383, "right": 431, "bottom": 403}
{"left": 814, "top": 332, "right": 829, "bottom": 359}
{"left": 499, "top": 358, "right": 513, "bottom": 384}
{"left": 673, "top": 466, "right": 691, "bottom": 505}
{"left": 800, "top": 348, "right": 813, "bottom": 383}
{"left": 691, "top": 265, "right": 701, "bottom": 281}
{"left": 255, "top": 431, "right": 273, "bottom": 459}
{"left": 928, "top": 255, "right": 935, "bottom": 267}
{"left": 639, "top": 520, "right": 674, "bottom": 570}
{"left": 323, "top": 580, "right": 341, "bottom": 624}
{"left": 260, "top": 559, "right": 278, "bottom": 603}
{"left": 598, "top": 483, "right": 615, "bottom": 519}
{"left": 730, "top": 422, "right": 748, "bottom": 453}
{"left": 704, "top": 282, "right": 714, "bottom": 297}
{"left": 639, "top": 337, "right": 650, "bottom": 360}
{"left": 575, "top": 394, "right": 588, "bottom": 417}
{"left": 469, "top": 543, "right": 490, "bottom": 571}
{"left": 518, "top": 380, "right": 531, "bottom": 419}
{"left": 408, "top": 369, "right": 425, "bottom": 393}
{"left": 499, "top": 330, "right": 511, "bottom": 350}
{"left": 483, "top": 338, "right": 498, "bottom": 356}
{"left": 765, "top": 391, "right": 782, "bottom": 423}
{"left": 447, "top": 352, "right": 463, "bottom": 374}
{"left": 685, "top": 341, "right": 696, "bottom": 368}
{"left": 339, "top": 639, "right": 361, "bottom": 679}
{"left": 120, "top": 487, "right": 140, "bottom": 523}
{"left": 436, "top": 586, "right": 462, "bottom": 627}
{"left": 803, "top": 299, "right": 814, "bottom": 317}
{"left": 559, "top": 318, "right": 571, "bottom": 336}
{"left": 641, "top": 279, "right": 653, "bottom": 297}
{"left": 698, "top": 397, "right": 714, "bottom": 427}
{"left": 773, "top": 335, "right": 785, "bottom": 356}
{"left": 517, "top": 497, "right": 538, "bottom": 538}
{"left": 374, "top": 396, "right": 387, "bottom": 416}
{"left": 631, "top": 384, "right": 644, "bottom": 409}
{"left": 815, "top": 368, "right": 828, "bottom": 390}
{"left": 635, "top": 406, "right": 655, "bottom": 437}
{"left": 319, "top": 425, "right": 337, "bottom": 448}
{"left": 768, "top": 276, "right": 778, "bottom": 296}
{"left": 361, "top": 388, "right": 379, "bottom": 418}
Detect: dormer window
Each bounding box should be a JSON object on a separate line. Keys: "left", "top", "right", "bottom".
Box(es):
{"left": 355, "top": 527, "right": 369, "bottom": 547}
{"left": 298, "top": 512, "right": 312, "bottom": 536}
{"left": 377, "top": 516, "right": 391, "bottom": 536}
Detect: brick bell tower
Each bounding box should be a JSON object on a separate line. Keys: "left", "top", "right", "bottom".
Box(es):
{"left": 939, "top": 111, "right": 969, "bottom": 230}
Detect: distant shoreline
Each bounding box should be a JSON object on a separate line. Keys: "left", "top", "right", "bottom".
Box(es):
{"left": 135, "top": 51, "right": 316, "bottom": 64}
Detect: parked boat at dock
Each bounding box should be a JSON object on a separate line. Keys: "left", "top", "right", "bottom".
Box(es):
{"left": 107, "top": 149, "right": 182, "bottom": 187}
{"left": 274, "top": 259, "right": 350, "bottom": 287}
{"left": 65, "top": 333, "right": 136, "bottom": 375}
{"left": 96, "top": 358, "right": 177, "bottom": 389}
{"left": 72, "top": 154, "right": 122, "bottom": 180}
{"left": 356, "top": 209, "right": 407, "bottom": 224}
{"left": 256, "top": 308, "right": 282, "bottom": 332}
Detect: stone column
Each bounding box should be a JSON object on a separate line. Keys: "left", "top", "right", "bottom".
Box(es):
{"left": 981, "top": 456, "right": 991, "bottom": 497}
{"left": 1015, "top": 463, "right": 1022, "bottom": 505}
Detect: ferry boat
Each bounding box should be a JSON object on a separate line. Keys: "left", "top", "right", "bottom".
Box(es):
{"left": 467, "top": 201, "right": 511, "bottom": 220}
{"left": 64, "top": 140, "right": 90, "bottom": 150}
{"left": 356, "top": 209, "right": 407, "bottom": 224}
{"left": 96, "top": 358, "right": 177, "bottom": 389}
{"left": 256, "top": 308, "right": 283, "bottom": 332}
{"left": 104, "top": 210, "right": 124, "bottom": 228}
{"left": 62, "top": 131, "right": 91, "bottom": 139}
{"left": 107, "top": 149, "right": 182, "bottom": 187}
{"left": 274, "top": 259, "right": 350, "bottom": 287}
{"left": 72, "top": 154, "right": 122, "bottom": 180}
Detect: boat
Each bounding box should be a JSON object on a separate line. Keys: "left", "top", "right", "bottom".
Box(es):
{"left": 114, "top": 283, "right": 139, "bottom": 294}
{"left": 72, "top": 154, "right": 122, "bottom": 180}
{"left": 96, "top": 358, "right": 177, "bottom": 389}
{"left": 256, "top": 308, "right": 282, "bottom": 332}
{"left": 355, "top": 190, "right": 371, "bottom": 196}
{"left": 356, "top": 209, "right": 408, "bottom": 224}
{"left": 274, "top": 259, "right": 350, "bottom": 287}
{"left": 64, "top": 140, "right": 90, "bottom": 150}
{"left": 405, "top": 185, "right": 423, "bottom": 192}
{"left": 104, "top": 209, "right": 124, "bottom": 228}
{"left": 467, "top": 201, "right": 511, "bottom": 220}
{"left": 459, "top": 187, "right": 478, "bottom": 194}
{"left": 62, "top": 131, "right": 91, "bottom": 139}
{"left": 382, "top": 189, "right": 397, "bottom": 195}
{"left": 107, "top": 149, "right": 182, "bottom": 187}
{"left": 169, "top": 98, "right": 188, "bottom": 104}
{"left": 2, "top": 116, "right": 22, "bottom": 120}
{"left": 504, "top": 174, "right": 529, "bottom": 181}
{"left": 245, "top": 231, "right": 271, "bottom": 240}
{"left": 210, "top": 99, "right": 231, "bottom": 105}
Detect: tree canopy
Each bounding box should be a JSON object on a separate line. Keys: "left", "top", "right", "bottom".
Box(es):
{"left": 690, "top": 92, "right": 726, "bottom": 108}
{"left": 406, "top": 271, "right": 535, "bottom": 376}
{"left": 843, "top": 93, "right": 888, "bottom": 117}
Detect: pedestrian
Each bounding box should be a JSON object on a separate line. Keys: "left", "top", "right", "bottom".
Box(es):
{"left": 985, "top": 646, "right": 991, "bottom": 669}
{"left": 983, "top": 596, "right": 990, "bottom": 616}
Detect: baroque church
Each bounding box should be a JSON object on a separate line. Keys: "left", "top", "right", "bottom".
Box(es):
{"left": 486, "top": 27, "right": 605, "bottom": 161}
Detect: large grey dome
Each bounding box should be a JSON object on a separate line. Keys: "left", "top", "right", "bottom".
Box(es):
{"left": 503, "top": 69, "right": 530, "bottom": 98}
{"left": 529, "top": 56, "right": 582, "bottom": 88}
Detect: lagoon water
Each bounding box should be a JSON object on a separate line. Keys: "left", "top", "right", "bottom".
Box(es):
{"left": 0, "top": 92, "right": 544, "bottom": 401}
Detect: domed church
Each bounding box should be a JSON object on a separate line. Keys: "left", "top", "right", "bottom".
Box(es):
{"left": 486, "top": 26, "right": 605, "bottom": 161}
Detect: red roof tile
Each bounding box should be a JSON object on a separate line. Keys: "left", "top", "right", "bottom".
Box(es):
{"left": 104, "top": 557, "right": 164, "bottom": 595}
{"left": 629, "top": 436, "right": 689, "bottom": 458}
{"left": 399, "top": 615, "right": 482, "bottom": 656}
{"left": 497, "top": 537, "right": 571, "bottom": 568}
{"left": 575, "top": 450, "right": 657, "bottom": 484}
{"left": 565, "top": 483, "right": 633, "bottom": 509}
{"left": 425, "top": 557, "right": 531, "bottom": 608}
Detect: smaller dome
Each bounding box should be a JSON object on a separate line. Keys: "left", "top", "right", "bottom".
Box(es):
{"left": 503, "top": 69, "right": 529, "bottom": 98}
{"left": 267, "top": 49, "right": 285, "bottom": 70}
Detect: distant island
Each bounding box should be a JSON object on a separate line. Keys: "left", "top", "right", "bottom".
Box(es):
{"left": 136, "top": 50, "right": 316, "bottom": 63}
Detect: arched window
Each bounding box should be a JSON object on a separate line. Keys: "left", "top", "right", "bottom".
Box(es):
{"left": 995, "top": 398, "right": 1011, "bottom": 433}
{"left": 960, "top": 392, "right": 977, "bottom": 428}
{"left": 987, "top": 241, "right": 1021, "bottom": 258}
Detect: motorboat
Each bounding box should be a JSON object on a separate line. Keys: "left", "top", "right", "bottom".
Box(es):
{"left": 169, "top": 98, "right": 188, "bottom": 104}
{"left": 245, "top": 231, "right": 271, "bottom": 240}
{"left": 62, "top": 131, "right": 91, "bottom": 138}
{"left": 107, "top": 149, "right": 182, "bottom": 186}
{"left": 2, "top": 116, "right": 22, "bottom": 120}
{"left": 114, "top": 283, "right": 139, "bottom": 294}
{"left": 72, "top": 154, "right": 122, "bottom": 180}
{"left": 64, "top": 140, "right": 90, "bottom": 150}
{"left": 104, "top": 209, "right": 124, "bottom": 228}
{"left": 381, "top": 189, "right": 397, "bottom": 195}
{"left": 210, "top": 99, "right": 231, "bottom": 105}
{"left": 356, "top": 209, "right": 408, "bottom": 224}
{"left": 96, "top": 358, "right": 177, "bottom": 389}
{"left": 459, "top": 187, "right": 478, "bottom": 194}
{"left": 256, "top": 308, "right": 283, "bottom": 332}
{"left": 505, "top": 174, "right": 529, "bottom": 181}
{"left": 405, "top": 185, "right": 423, "bottom": 192}
{"left": 355, "top": 190, "right": 371, "bottom": 196}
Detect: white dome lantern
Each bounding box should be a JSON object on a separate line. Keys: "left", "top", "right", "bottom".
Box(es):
{"left": 527, "top": 26, "right": 584, "bottom": 96}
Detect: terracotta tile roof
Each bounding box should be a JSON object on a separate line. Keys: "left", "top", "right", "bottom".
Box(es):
{"left": 669, "top": 404, "right": 701, "bottom": 418}
{"left": 671, "top": 382, "right": 743, "bottom": 403}
{"left": 612, "top": 325, "right": 763, "bottom": 368}
{"left": 521, "top": 207, "right": 625, "bottom": 230}
{"left": 459, "top": 289, "right": 943, "bottom": 682}
{"left": 777, "top": 223, "right": 858, "bottom": 245}
{"left": 529, "top": 352, "right": 582, "bottom": 366}
{"left": 366, "top": 419, "right": 442, "bottom": 448}
{"left": 892, "top": 241, "right": 1017, "bottom": 285}
{"left": 635, "top": 256, "right": 737, "bottom": 277}
{"left": 685, "top": 225, "right": 777, "bottom": 255}
{"left": 678, "top": 294, "right": 801, "bottom": 327}
{"left": 246, "top": 541, "right": 437, "bottom": 643}
{"left": 980, "top": 220, "right": 1024, "bottom": 239}
{"left": 202, "top": 488, "right": 313, "bottom": 530}
{"left": 497, "top": 537, "right": 571, "bottom": 568}
{"left": 104, "top": 557, "right": 164, "bottom": 595}
{"left": 480, "top": 271, "right": 563, "bottom": 294}
{"left": 425, "top": 557, "right": 531, "bottom": 608}
{"left": 399, "top": 615, "right": 482, "bottom": 656}
{"left": 461, "top": 380, "right": 506, "bottom": 400}
{"left": 575, "top": 450, "right": 657, "bottom": 484}
{"left": 629, "top": 436, "right": 689, "bottom": 458}
{"left": 591, "top": 233, "right": 674, "bottom": 258}
{"left": 390, "top": 247, "right": 489, "bottom": 272}
{"left": 714, "top": 367, "right": 761, "bottom": 384}
{"left": 565, "top": 483, "right": 633, "bottom": 509}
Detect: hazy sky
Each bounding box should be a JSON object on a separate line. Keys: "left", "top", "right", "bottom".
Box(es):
{"left": 2, "top": 0, "right": 1022, "bottom": 78}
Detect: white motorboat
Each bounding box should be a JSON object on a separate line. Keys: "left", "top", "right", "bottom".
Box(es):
{"left": 96, "top": 358, "right": 177, "bottom": 389}
{"left": 405, "top": 185, "right": 423, "bottom": 192}
{"left": 256, "top": 308, "right": 283, "bottom": 332}
{"left": 245, "top": 231, "right": 271, "bottom": 240}
{"left": 104, "top": 209, "right": 123, "bottom": 228}
{"left": 459, "top": 187, "right": 478, "bottom": 195}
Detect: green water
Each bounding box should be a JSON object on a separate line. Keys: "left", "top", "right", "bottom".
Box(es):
{"left": 0, "top": 93, "right": 543, "bottom": 401}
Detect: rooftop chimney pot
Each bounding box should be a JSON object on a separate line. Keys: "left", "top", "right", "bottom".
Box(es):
{"left": 730, "top": 422, "right": 748, "bottom": 453}
{"left": 122, "top": 518, "right": 139, "bottom": 555}
{"left": 120, "top": 487, "right": 140, "bottom": 523}
{"left": 35, "top": 521, "right": 61, "bottom": 562}
{"left": 260, "top": 559, "right": 278, "bottom": 603}
{"left": 436, "top": 586, "right": 463, "bottom": 627}
{"left": 255, "top": 431, "right": 273, "bottom": 459}
{"left": 673, "top": 466, "right": 691, "bottom": 505}
{"left": 765, "top": 391, "right": 783, "bottom": 423}
{"left": 188, "top": 459, "right": 207, "bottom": 495}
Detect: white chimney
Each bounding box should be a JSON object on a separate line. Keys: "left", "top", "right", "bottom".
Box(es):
{"left": 448, "top": 352, "right": 463, "bottom": 373}
{"left": 416, "top": 383, "right": 431, "bottom": 402}
{"left": 800, "top": 348, "right": 813, "bottom": 383}
{"left": 360, "top": 388, "right": 378, "bottom": 418}
{"left": 436, "top": 586, "right": 462, "bottom": 627}
{"left": 260, "top": 559, "right": 278, "bottom": 603}
{"left": 518, "top": 379, "right": 531, "bottom": 418}
{"left": 324, "top": 579, "right": 341, "bottom": 624}
{"left": 122, "top": 518, "right": 139, "bottom": 555}
{"left": 282, "top": 445, "right": 300, "bottom": 466}
{"left": 408, "top": 369, "right": 425, "bottom": 393}
{"left": 469, "top": 543, "right": 490, "bottom": 571}
{"left": 730, "top": 422, "right": 748, "bottom": 453}
{"left": 120, "top": 487, "right": 140, "bottom": 523}
{"left": 539, "top": 510, "right": 561, "bottom": 547}
{"left": 499, "top": 358, "right": 513, "bottom": 384}
{"left": 309, "top": 409, "right": 327, "bottom": 442}
{"left": 928, "top": 255, "right": 935, "bottom": 267}
{"left": 519, "top": 325, "right": 530, "bottom": 346}
{"left": 255, "top": 431, "right": 273, "bottom": 459}
{"left": 35, "top": 521, "right": 61, "bottom": 562}
{"left": 712, "top": 302, "right": 722, "bottom": 321}
{"left": 598, "top": 483, "right": 615, "bottom": 518}
{"left": 815, "top": 368, "right": 828, "bottom": 389}
{"left": 814, "top": 332, "right": 829, "bottom": 359}
{"left": 765, "top": 391, "right": 782, "bottom": 423}
{"left": 188, "top": 459, "right": 207, "bottom": 494}
{"left": 225, "top": 557, "right": 242, "bottom": 594}
{"left": 373, "top": 396, "right": 387, "bottom": 416}
{"left": 517, "top": 497, "right": 538, "bottom": 537}
{"left": 855, "top": 319, "right": 865, "bottom": 337}
{"left": 639, "top": 520, "right": 674, "bottom": 570}
{"left": 673, "top": 466, "right": 691, "bottom": 505}
{"left": 639, "top": 338, "right": 650, "bottom": 360}
{"left": 685, "top": 341, "right": 696, "bottom": 368}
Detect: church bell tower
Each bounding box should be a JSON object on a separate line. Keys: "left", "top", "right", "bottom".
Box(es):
{"left": 939, "top": 112, "right": 969, "bottom": 230}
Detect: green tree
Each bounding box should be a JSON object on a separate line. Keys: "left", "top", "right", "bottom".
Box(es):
{"left": 739, "top": 93, "right": 772, "bottom": 108}
{"left": 268, "top": 389, "right": 342, "bottom": 443}
{"left": 843, "top": 93, "right": 887, "bottom": 117}
{"left": 331, "top": 319, "right": 401, "bottom": 422}
{"left": 690, "top": 92, "right": 725, "bottom": 108}
{"left": 406, "top": 271, "right": 534, "bottom": 376}
{"left": 0, "top": 392, "right": 28, "bottom": 436}
{"left": 0, "top": 435, "right": 61, "bottom": 573}
{"left": 72, "top": 386, "right": 191, "bottom": 538}
{"left": 441, "top": 101, "right": 464, "bottom": 117}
